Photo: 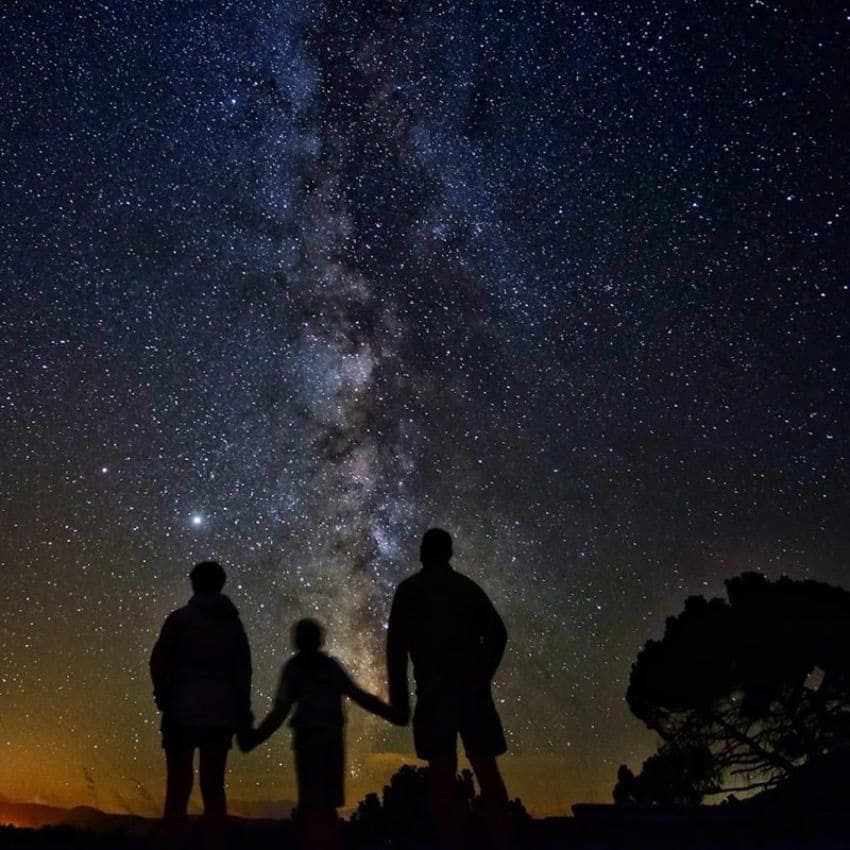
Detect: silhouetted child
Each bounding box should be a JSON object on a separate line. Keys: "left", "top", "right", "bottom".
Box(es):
{"left": 241, "top": 618, "right": 395, "bottom": 850}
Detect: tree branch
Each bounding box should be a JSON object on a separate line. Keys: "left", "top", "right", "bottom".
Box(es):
{"left": 705, "top": 778, "right": 777, "bottom": 795}
{"left": 706, "top": 710, "right": 795, "bottom": 773}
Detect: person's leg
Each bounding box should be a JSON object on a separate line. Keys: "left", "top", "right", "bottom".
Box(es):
{"left": 163, "top": 746, "right": 194, "bottom": 826}
{"left": 429, "top": 751, "right": 464, "bottom": 850}
{"left": 301, "top": 804, "right": 343, "bottom": 850}
{"left": 198, "top": 742, "right": 229, "bottom": 822}
{"left": 295, "top": 729, "right": 345, "bottom": 850}
{"left": 467, "top": 753, "right": 512, "bottom": 850}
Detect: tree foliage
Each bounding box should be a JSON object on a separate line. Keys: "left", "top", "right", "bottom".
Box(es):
{"left": 621, "top": 572, "right": 850, "bottom": 801}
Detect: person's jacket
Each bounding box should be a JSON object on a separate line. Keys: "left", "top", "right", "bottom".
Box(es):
{"left": 387, "top": 561, "right": 507, "bottom": 713}
{"left": 150, "top": 592, "right": 252, "bottom": 729}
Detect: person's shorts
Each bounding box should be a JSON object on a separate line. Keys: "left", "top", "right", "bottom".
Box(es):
{"left": 413, "top": 684, "right": 507, "bottom": 761}
{"left": 161, "top": 719, "right": 234, "bottom": 751}
{"left": 293, "top": 727, "right": 345, "bottom": 809}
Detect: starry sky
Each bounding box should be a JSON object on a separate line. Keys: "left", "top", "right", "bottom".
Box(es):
{"left": 1, "top": 0, "right": 849, "bottom": 818}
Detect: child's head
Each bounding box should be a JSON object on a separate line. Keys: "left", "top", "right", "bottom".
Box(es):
{"left": 292, "top": 618, "right": 324, "bottom": 653}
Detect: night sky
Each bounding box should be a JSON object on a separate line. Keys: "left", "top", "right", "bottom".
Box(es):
{"left": 1, "top": 0, "right": 849, "bottom": 817}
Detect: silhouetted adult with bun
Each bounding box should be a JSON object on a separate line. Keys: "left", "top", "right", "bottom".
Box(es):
{"left": 387, "top": 529, "right": 512, "bottom": 850}
{"left": 150, "top": 560, "right": 252, "bottom": 840}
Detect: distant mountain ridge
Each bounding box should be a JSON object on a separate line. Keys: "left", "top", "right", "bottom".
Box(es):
{"left": 0, "top": 802, "right": 152, "bottom": 833}
{"left": 0, "top": 799, "right": 295, "bottom": 832}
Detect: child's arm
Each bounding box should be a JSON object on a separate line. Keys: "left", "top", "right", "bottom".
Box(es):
{"left": 343, "top": 676, "right": 399, "bottom": 723}
{"left": 241, "top": 690, "right": 294, "bottom": 751}
{"left": 347, "top": 682, "right": 394, "bottom": 721}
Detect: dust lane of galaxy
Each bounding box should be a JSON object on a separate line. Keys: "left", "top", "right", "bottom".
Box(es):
{"left": 1, "top": 0, "right": 848, "bottom": 815}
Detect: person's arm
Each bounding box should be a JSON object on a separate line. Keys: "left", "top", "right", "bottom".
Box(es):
{"left": 234, "top": 618, "right": 253, "bottom": 731}
{"left": 479, "top": 589, "right": 507, "bottom": 683}
{"left": 386, "top": 585, "right": 411, "bottom": 725}
{"left": 342, "top": 672, "right": 397, "bottom": 723}
{"left": 241, "top": 678, "right": 294, "bottom": 752}
{"left": 149, "top": 613, "right": 180, "bottom": 711}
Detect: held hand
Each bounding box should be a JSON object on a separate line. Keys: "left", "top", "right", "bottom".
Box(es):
{"left": 390, "top": 701, "right": 410, "bottom": 726}
{"left": 236, "top": 727, "right": 257, "bottom": 753}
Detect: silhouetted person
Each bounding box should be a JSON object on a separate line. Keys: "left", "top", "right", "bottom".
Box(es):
{"left": 241, "top": 618, "right": 397, "bottom": 850}
{"left": 387, "top": 529, "right": 511, "bottom": 850}
{"left": 149, "top": 560, "right": 252, "bottom": 841}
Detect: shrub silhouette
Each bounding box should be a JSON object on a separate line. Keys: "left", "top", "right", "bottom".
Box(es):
{"left": 349, "top": 764, "right": 529, "bottom": 848}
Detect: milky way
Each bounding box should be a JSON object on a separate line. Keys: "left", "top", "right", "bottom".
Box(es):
{"left": 1, "top": 0, "right": 848, "bottom": 815}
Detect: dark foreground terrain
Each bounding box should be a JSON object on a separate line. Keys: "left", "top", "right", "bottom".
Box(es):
{"left": 1, "top": 808, "right": 850, "bottom": 850}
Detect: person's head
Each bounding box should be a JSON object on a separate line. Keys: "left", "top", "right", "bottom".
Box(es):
{"left": 190, "top": 560, "right": 226, "bottom": 594}
{"left": 420, "top": 528, "right": 453, "bottom": 565}
{"left": 292, "top": 618, "right": 324, "bottom": 653}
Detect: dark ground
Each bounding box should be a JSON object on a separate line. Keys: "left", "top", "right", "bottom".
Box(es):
{"left": 2, "top": 811, "right": 850, "bottom": 850}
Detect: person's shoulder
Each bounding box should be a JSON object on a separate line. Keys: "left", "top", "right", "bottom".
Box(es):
{"left": 280, "top": 652, "right": 301, "bottom": 679}
{"left": 320, "top": 652, "right": 343, "bottom": 671}
{"left": 449, "top": 566, "right": 479, "bottom": 586}
{"left": 279, "top": 653, "right": 303, "bottom": 685}
{"left": 397, "top": 572, "right": 421, "bottom": 590}
{"left": 208, "top": 593, "right": 242, "bottom": 620}
{"left": 450, "top": 568, "right": 491, "bottom": 599}
{"left": 286, "top": 650, "right": 333, "bottom": 671}
{"left": 292, "top": 652, "right": 349, "bottom": 688}
{"left": 282, "top": 652, "right": 303, "bottom": 673}
{"left": 273, "top": 655, "right": 297, "bottom": 699}
{"left": 322, "top": 654, "right": 354, "bottom": 688}
{"left": 164, "top": 604, "right": 191, "bottom": 626}
{"left": 392, "top": 572, "right": 421, "bottom": 602}
{"left": 316, "top": 651, "right": 345, "bottom": 673}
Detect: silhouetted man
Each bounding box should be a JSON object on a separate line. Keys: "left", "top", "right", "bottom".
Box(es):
{"left": 150, "top": 560, "right": 252, "bottom": 838}
{"left": 387, "top": 529, "right": 511, "bottom": 850}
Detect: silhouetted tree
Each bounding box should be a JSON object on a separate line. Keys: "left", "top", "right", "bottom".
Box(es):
{"left": 614, "top": 745, "right": 717, "bottom": 806}
{"left": 623, "top": 573, "right": 850, "bottom": 799}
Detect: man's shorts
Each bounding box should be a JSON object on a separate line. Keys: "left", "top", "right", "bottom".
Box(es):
{"left": 161, "top": 719, "right": 234, "bottom": 751}
{"left": 293, "top": 727, "right": 345, "bottom": 808}
{"left": 413, "top": 683, "right": 507, "bottom": 761}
